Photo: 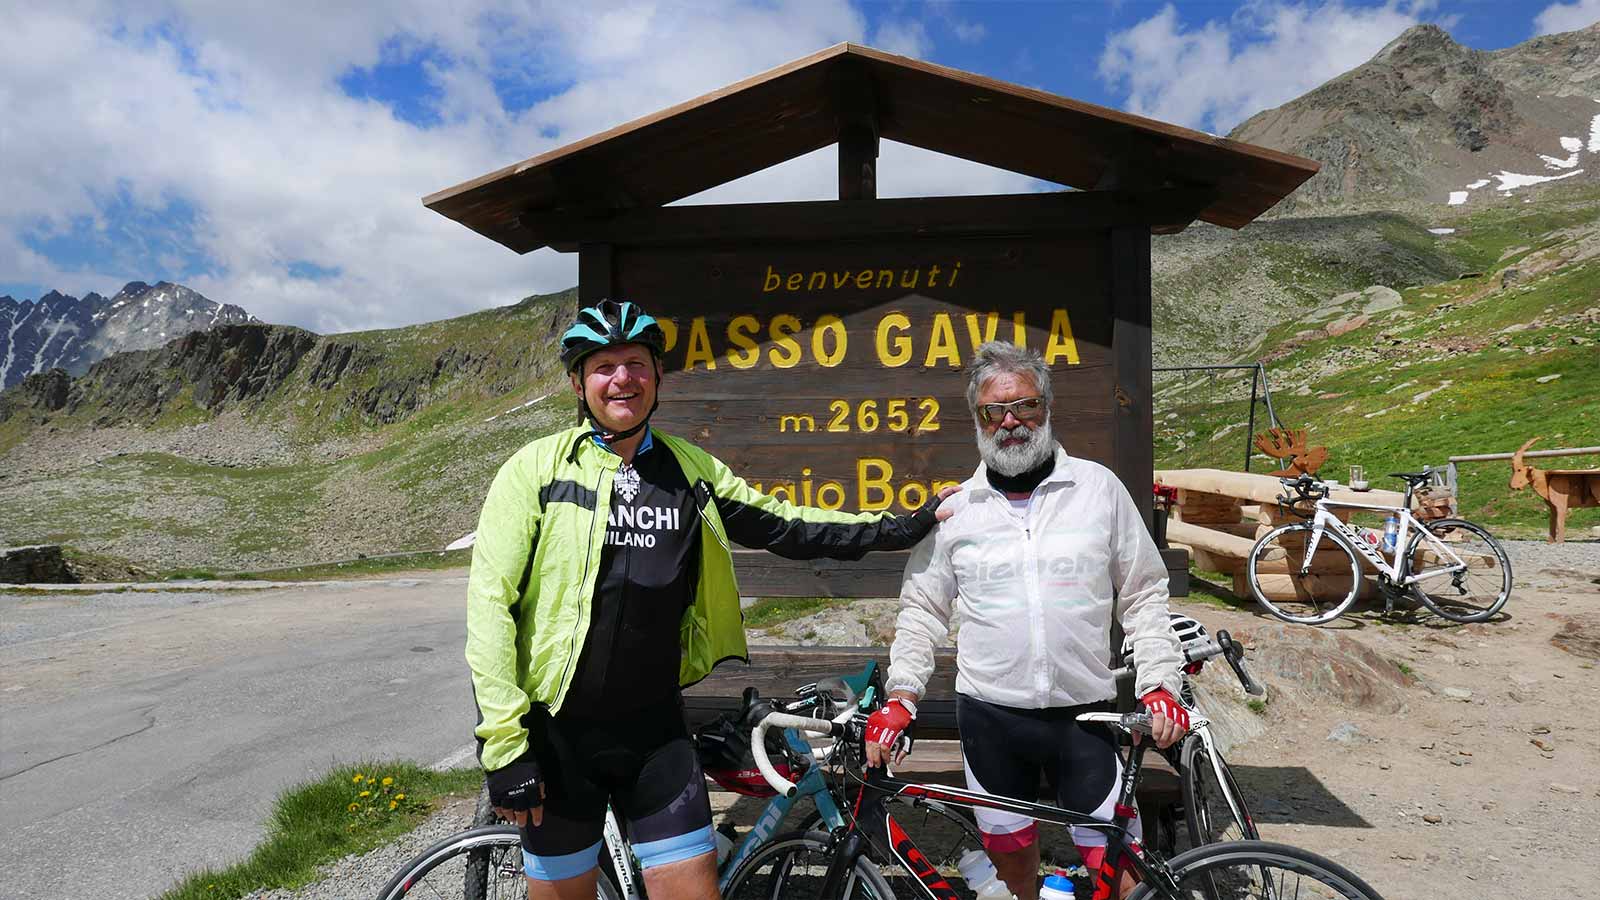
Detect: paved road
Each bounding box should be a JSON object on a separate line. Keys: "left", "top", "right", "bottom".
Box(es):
{"left": 0, "top": 574, "right": 478, "bottom": 900}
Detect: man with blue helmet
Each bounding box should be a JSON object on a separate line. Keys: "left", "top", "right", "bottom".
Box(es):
{"left": 466, "top": 299, "right": 954, "bottom": 900}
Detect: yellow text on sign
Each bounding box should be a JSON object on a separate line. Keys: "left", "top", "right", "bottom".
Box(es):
{"left": 657, "top": 310, "right": 1080, "bottom": 371}
{"left": 777, "top": 398, "right": 941, "bottom": 435}
{"left": 750, "top": 459, "right": 963, "bottom": 513}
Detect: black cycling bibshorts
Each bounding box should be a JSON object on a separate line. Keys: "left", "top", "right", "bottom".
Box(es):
{"left": 518, "top": 703, "right": 713, "bottom": 880}
{"left": 956, "top": 694, "right": 1139, "bottom": 851}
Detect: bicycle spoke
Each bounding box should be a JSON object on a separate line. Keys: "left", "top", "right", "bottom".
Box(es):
{"left": 1248, "top": 524, "right": 1360, "bottom": 625}
{"left": 1173, "top": 854, "right": 1366, "bottom": 899}
{"left": 1407, "top": 521, "right": 1512, "bottom": 623}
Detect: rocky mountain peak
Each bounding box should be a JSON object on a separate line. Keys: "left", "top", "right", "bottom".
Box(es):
{"left": 0, "top": 281, "right": 259, "bottom": 389}
{"left": 1374, "top": 23, "right": 1466, "bottom": 63}
{"left": 1231, "top": 22, "right": 1597, "bottom": 212}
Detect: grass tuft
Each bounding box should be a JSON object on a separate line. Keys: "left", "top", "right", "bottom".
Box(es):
{"left": 743, "top": 596, "right": 851, "bottom": 628}
{"left": 157, "top": 762, "right": 481, "bottom": 900}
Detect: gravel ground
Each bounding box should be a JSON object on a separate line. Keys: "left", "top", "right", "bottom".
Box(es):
{"left": 243, "top": 796, "right": 481, "bottom": 900}
{"left": 1500, "top": 537, "right": 1600, "bottom": 577}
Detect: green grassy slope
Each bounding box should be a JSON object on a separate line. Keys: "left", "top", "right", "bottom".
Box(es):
{"left": 1, "top": 193, "right": 1594, "bottom": 572}
{"left": 1156, "top": 188, "right": 1600, "bottom": 538}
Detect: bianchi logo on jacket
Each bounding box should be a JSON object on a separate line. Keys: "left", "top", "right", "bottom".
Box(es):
{"left": 605, "top": 464, "right": 682, "bottom": 548}
{"left": 614, "top": 463, "right": 641, "bottom": 503}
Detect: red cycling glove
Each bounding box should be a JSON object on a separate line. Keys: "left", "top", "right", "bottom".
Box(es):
{"left": 1139, "top": 688, "right": 1190, "bottom": 733}
{"left": 864, "top": 697, "right": 916, "bottom": 756}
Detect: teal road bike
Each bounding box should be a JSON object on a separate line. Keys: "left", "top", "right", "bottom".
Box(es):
{"left": 376, "top": 663, "right": 981, "bottom": 900}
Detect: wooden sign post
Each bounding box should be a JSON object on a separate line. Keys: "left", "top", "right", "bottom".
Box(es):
{"left": 426, "top": 44, "right": 1317, "bottom": 598}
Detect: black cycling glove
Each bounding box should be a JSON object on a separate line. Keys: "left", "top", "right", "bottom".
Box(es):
{"left": 486, "top": 750, "right": 543, "bottom": 811}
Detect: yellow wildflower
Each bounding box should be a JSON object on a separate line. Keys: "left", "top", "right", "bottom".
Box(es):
{"left": 389, "top": 800, "right": 398, "bottom": 810}
{"left": 348, "top": 802, "right": 359, "bottom": 812}
{"left": 382, "top": 776, "right": 394, "bottom": 786}
{"left": 351, "top": 774, "right": 363, "bottom": 783}
{"left": 395, "top": 793, "right": 405, "bottom": 800}
{"left": 359, "top": 790, "right": 371, "bottom": 797}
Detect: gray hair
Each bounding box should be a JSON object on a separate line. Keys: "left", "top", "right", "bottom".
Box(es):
{"left": 966, "top": 341, "right": 1052, "bottom": 423}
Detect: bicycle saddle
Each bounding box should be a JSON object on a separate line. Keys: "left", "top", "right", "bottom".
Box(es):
{"left": 1388, "top": 471, "right": 1432, "bottom": 484}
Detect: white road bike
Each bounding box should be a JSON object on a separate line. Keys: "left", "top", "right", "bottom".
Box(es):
{"left": 1246, "top": 470, "right": 1512, "bottom": 625}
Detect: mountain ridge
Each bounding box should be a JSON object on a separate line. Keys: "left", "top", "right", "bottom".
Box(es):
{"left": 1231, "top": 21, "right": 1600, "bottom": 212}
{"left": 0, "top": 281, "right": 258, "bottom": 389}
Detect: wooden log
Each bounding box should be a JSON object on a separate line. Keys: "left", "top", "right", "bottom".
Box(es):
{"left": 683, "top": 645, "right": 966, "bottom": 738}
{"left": 1250, "top": 550, "right": 1365, "bottom": 576}
{"left": 1411, "top": 548, "right": 1499, "bottom": 570}
{"left": 1166, "top": 520, "right": 1258, "bottom": 559}
{"left": 1235, "top": 571, "right": 1378, "bottom": 602}
{"left": 1172, "top": 488, "right": 1243, "bottom": 525}
{"left": 1256, "top": 504, "right": 1351, "bottom": 527}
{"left": 1156, "top": 468, "right": 1405, "bottom": 508}
{"left": 1191, "top": 547, "right": 1244, "bottom": 576}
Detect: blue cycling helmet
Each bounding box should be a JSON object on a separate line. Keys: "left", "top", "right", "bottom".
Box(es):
{"left": 560, "top": 300, "right": 667, "bottom": 373}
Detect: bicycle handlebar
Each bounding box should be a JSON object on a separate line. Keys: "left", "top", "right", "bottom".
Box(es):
{"left": 1112, "top": 633, "right": 1265, "bottom": 697}
{"left": 1216, "top": 629, "right": 1265, "bottom": 696}
{"left": 752, "top": 709, "right": 853, "bottom": 798}
{"left": 1076, "top": 711, "right": 1155, "bottom": 735}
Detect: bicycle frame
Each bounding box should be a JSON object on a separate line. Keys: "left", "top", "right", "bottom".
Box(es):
{"left": 717, "top": 726, "right": 851, "bottom": 891}
{"left": 1183, "top": 722, "right": 1252, "bottom": 838}
{"left": 1303, "top": 499, "right": 1468, "bottom": 587}
{"left": 831, "top": 736, "right": 1176, "bottom": 900}
{"left": 607, "top": 666, "right": 878, "bottom": 897}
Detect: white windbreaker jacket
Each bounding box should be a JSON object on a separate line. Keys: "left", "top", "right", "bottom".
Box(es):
{"left": 886, "top": 446, "right": 1184, "bottom": 708}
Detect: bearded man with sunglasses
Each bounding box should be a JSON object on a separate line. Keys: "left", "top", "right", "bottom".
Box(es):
{"left": 865, "top": 341, "right": 1187, "bottom": 900}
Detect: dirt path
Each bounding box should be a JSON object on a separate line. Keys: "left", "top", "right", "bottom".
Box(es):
{"left": 1165, "top": 549, "right": 1600, "bottom": 899}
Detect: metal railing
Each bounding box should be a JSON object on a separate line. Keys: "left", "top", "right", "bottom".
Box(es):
{"left": 1153, "top": 362, "right": 1284, "bottom": 472}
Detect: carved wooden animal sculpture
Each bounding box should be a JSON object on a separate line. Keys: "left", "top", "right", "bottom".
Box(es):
{"left": 1509, "top": 437, "right": 1600, "bottom": 543}
{"left": 1254, "top": 427, "right": 1329, "bottom": 477}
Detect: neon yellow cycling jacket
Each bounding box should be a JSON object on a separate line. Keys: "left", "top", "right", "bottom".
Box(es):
{"left": 466, "top": 425, "right": 935, "bottom": 771}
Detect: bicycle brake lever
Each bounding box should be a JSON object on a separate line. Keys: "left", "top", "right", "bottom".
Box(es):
{"left": 1217, "top": 630, "right": 1265, "bottom": 696}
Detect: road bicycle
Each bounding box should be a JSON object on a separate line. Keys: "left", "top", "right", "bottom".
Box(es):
{"left": 1116, "top": 616, "right": 1265, "bottom": 855}
{"left": 748, "top": 700, "right": 1387, "bottom": 900}
{"left": 1245, "top": 471, "right": 1512, "bottom": 625}
{"left": 375, "top": 665, "right": 980, "bottom": 900}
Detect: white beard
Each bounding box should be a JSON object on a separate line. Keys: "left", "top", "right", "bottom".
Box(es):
{"left": 977, "top": 418, "right": 1055, "bottom": 477}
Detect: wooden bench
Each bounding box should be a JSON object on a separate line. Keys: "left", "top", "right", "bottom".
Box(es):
{"left": 685, "top": 645, "right": 1181, "bottom": 809}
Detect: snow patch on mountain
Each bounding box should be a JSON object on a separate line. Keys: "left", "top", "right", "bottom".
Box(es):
{"left": 0, "top": 281, "right": 259, "bottom": 389}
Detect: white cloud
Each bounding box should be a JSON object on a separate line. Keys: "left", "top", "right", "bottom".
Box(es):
{"left": 1098, "top": 1, "right": 1430, "bottom": 134}
{"left": 0, "top": 1, "right": 1029, "bottom": 333}
{"left": 1534, "top": 0, "right": 1600, "bottom": 35}
{"left": 872, "top": 19, "right": 933, "bottom": 58}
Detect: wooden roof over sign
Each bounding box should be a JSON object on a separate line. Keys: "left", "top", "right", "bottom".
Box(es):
{"left": 424, "top": 43, "right": 1319, "bottom": 253}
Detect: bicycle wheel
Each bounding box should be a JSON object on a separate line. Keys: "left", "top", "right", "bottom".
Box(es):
{"left": 1404, "top": 519, "right": 1512, "bottom": 623}
{"left": 798, "top": 794, "right": 984, "bottom": 883}
{"left": 464, "top": 787, "right": 499, "bottom": 900}
{"left": 378, "top": 826, "right": 537, "bottom": 900}
{"left": 722, "top": 830, "right": 897, "bottom": 900}
{"left": 1247, "top": 523, "right": 1362, "bottom": 625}
{"left": 1179, "top": 734, "right": 1258, "bottom": 848}
{"left": 1125, "top": 840, "right": 1385, "bottom": 900}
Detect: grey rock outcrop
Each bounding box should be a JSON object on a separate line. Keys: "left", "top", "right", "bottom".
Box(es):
{"left": 1231, "top": 22, "right": 1600, "bottom": 211}
{"left": 0, "top": 281, "right": 258, "bottom": 389}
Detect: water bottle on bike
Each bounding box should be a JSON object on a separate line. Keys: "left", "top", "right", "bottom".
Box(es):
{"left": 1381, "top": 514, "right": 1400, "bottom": 552}
{"left": 1040, "top": 868, "right": 1077, "bottom": 899}
{"left": 957, "top": 849, "right": 1014, "bottom": 899}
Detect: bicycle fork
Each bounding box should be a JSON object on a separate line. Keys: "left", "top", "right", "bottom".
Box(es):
{"left": 1096, "top": 742, "right": 1176, "bottom": 900}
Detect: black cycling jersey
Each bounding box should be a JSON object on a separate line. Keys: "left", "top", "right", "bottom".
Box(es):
{"left": 566, "top": 433, "right": 701, "bottom": 714}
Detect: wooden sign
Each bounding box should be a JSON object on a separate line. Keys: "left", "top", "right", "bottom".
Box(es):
{"left": 612, "top": 233, "right": 1116, "bottom": 514}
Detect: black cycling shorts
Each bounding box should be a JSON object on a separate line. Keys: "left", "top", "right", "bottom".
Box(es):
{"left": 518, "top": 704, "right": 713, "bottom": 879}
{"left": 956, "top": 694, "right": 1136, "bottom": 850}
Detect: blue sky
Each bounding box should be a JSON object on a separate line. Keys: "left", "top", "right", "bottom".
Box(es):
{"left": 1, "top": 0, "right": 1592, "bottom": 332}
